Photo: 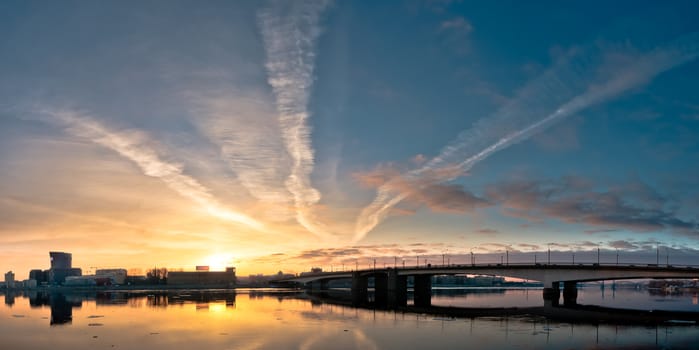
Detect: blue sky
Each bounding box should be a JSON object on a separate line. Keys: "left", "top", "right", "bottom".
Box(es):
{"left": 1, "top": 0, "right": 699, "bottom": 276}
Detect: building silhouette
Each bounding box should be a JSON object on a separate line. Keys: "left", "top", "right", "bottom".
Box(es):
{"left": 168, "top": 267, "right": 236, "bottom": 287}
{"left": 48, "top": 252, "right": 81, "bottom": 285}
{"left": 4, "top": 271, "right": 15, "bottom": 289}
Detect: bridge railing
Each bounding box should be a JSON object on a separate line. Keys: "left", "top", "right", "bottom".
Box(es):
{"left": 297, "top": 262, "right": 699, "bottom": 276}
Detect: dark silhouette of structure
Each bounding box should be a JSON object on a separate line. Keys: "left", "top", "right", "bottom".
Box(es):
{"left": 48, "top": 252, "right": 81, "bottom": 285}
{"left": 281, "top": 264, "right": 699, "bottom": 307}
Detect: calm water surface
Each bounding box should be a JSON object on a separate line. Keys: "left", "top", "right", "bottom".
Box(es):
{"left": 1, "top": 288, "right": 698, "bottom": 349}
{"left": 431, "top": 286, "right": 699, "bottom": 311}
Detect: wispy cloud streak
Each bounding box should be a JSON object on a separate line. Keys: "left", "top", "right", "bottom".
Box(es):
{"left": 43, "top": 110, "right": 264, "bottom": 231}
{"left": 189, "top": 90, "right": 294, "bottom": 221}
{"left": 258, "top": 0, "right": 330, "bottom": 238}
{"left": 355, "top": 33, "right": 699, "bottom": 242}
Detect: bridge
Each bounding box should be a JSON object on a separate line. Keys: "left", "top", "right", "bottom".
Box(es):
{"left": 277, "top": 263, "right": 699, "bottom": 307}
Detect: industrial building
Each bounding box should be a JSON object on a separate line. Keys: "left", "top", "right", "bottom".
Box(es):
{"left": 168, "top": 267, "right": 236, "bottom": 287}
{"left": 95, "top": 269, "right": 127, "bottom": 284}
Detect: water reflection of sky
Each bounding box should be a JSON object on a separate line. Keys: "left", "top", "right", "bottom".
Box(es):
{"left": 1, "top": 290, "right": 698, "bottom": 349}
{"left": 430, "top": 287, "right": 699, "bottom": 312}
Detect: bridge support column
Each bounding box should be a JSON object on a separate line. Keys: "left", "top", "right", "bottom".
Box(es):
{"left": 309, "top": 279, "right": 328, "bottom": 292}
{"left": 374, "top": 274, "right": 388, "bottom": 305}
{"left": 542, "top": 283, "right": 560, "bottom": 307}
{"left": 387, "top": 270, "right": 407, "bottom": 307}
{"left": 413, "top": 275, "right": 432, "bottom": 307}
{"left": 562, "top": 281, "right": 578, "bottom": 306}
{"left": 351, "top": 272, "right": 368, "bottom": 304}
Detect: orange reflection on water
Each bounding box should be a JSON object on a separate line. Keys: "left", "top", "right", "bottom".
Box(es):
{"left": 2, "top": 290, "right": 699, "bottom": 350}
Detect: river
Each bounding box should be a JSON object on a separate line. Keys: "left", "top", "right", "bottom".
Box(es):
{"left": 1, "top": 287, "right": 698, "bottom": 349}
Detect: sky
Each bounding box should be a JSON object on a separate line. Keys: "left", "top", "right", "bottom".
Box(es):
{"left": 2, "top": 0, "right": 699, "bottom": 279}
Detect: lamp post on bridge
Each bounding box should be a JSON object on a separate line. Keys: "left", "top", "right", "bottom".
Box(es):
{"left": 416, "top": 256, "right": 420, "bottom": 268}
{"left": 616, "top": 249, "right": 619, "bottom": 265}
{"left": 547, "top": 244, "right": 551, "bottom": 265}
{"left": 394, "top": 256, "right": 397, "bottom": 269}
{"left": 506, "top": 250, "right": 509, "bottom": 266}
{"left": 373, "top": 259, "right": 376, "bottom": 271}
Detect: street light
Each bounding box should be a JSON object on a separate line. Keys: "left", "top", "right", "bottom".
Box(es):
{"left": 547, "top": 244, "right": 551, "bottom": 265}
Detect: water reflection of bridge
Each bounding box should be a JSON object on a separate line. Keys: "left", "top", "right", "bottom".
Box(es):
{"left": 300, "top": 289, "right": 699, "bottom": 325}
{"left": 5, "top": 289, "right": 699, "bottom": 326}
{"left": 277, "top": 264, "right": 699, "bottom": 307}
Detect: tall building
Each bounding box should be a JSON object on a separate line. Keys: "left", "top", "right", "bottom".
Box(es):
{"left": 4, "top": 271, "right": 15, "bottom": 289}
{"left": 50, "top": 252, "right": 72, "bottom": 269}
{"left": 48, "top": 251, "right": 81, "bottom": 285}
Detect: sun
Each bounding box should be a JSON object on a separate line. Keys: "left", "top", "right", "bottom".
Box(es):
{"left": 204, "top": 253, "right": 235, "bottom": 271}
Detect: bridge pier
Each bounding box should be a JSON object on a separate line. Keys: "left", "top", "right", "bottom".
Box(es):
{"left": 374, "top": 274, "right": 388, "bottom": 305}
{"left": 562, "top": 281, "right": 578, "bottom": 306}
{"left": 413, "top": 275, "right": 432, "bottom": 307}
{"left": 542, "top": 283, "right": 560, "bottom": 306}
{"left": 309, "top": 279, "right": 328, "bottom": 292}
{"left": 387, "top": 270, "right": 407, "bottom": 307}
{"left": 351, "top": 272, "right": 368, "bottom": 304}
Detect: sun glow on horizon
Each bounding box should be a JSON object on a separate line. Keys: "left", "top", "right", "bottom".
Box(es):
{"left": 204, "top": 253, "right": 236, "bottom": 271}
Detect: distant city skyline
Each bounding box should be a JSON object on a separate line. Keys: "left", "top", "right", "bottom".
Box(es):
{"left": 1, "top": 1, "right": 699, "bottom": 278}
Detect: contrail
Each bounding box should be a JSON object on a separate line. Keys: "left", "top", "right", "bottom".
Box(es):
{"left": 43, "top": 109, "right": 265, "bottom": 231}
{"left": 258, "top": 0, "right": 331, "bottom": 238}
{"left": 354, "top": 33, "right": 699, "bottom": 242}
{"left": 188, "top": 90, "right": 295, "bottom": 222}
